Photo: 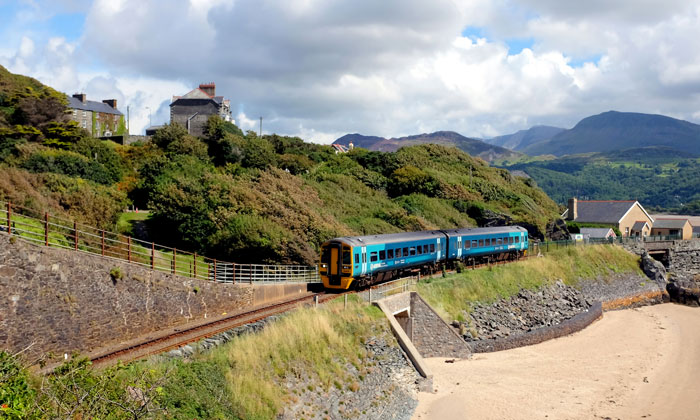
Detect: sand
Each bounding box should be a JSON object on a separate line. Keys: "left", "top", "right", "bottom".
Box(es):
{"left": 413, "top": 304, "right": 700, "bottom": 420}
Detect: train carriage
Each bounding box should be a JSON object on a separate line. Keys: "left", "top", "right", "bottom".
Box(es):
{"left": 320, "top": 230, "right": 446, "bottom": 290}
{"left": 443, "top": 226, "right": 528, "bottom": 262}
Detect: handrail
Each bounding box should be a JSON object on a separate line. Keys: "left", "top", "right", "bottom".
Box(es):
{"left": 1, "top": 200, "right": 320, "bottom": 284}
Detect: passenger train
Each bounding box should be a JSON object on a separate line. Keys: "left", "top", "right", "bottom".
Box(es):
{"left": 319, "top": 226, "right": 528, "bottom": 290}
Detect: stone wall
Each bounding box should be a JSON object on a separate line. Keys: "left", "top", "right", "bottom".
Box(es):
{"left": 0, "top": 234, "right": 254, "bottom": 360}
{"left": 409, "top": 292, "right": 471, "bottom": 358}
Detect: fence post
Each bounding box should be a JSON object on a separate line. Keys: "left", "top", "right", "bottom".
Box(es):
{"left": 250, "top": 264, "right": 253, "bottom": 284}
{"left": 6, "top": 202, "right": 11, "bottom": 235}
{"left": 232, "top": 263, "right": 236, "bottom": 284}
{"left": 73, "top": 221, "right": 78, "bottom": 250}
{"left": 101, "top": 230, "right": 105, "bottom": 256}
{"left": 369, "top": 288, "right": 372, "bottom": 303}
{"left": 127, "top": 236, "right": 131, "bottom": 262}
{"left": 44, "top": 212, "right": 49, "bottom": 246}
{"left": 151, "top": 242, "right": 155, "bottom": 270}
{"left": 213, "top": 258, "right": 217, "bottom": 282}
{"left": 194, "top": 252, "right": 197, "bottom": 279}
{"left": 172, "top": 248, "right": 177, "bottom": 274}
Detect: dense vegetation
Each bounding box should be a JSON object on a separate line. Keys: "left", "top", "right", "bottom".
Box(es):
{"left": 504, "top": 147, "right": 700, "bottom": 214}
{"left": 0, "top": 65, "right": 561, "bottom": 265}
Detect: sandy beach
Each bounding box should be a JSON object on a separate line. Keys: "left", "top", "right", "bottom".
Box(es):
{"left": 413, "top": 304, "right": 700, "bottom": 420}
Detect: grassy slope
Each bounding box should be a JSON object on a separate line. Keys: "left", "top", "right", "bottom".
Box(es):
{"left": 417, "top": 245, "right": 642, "bottom": 321}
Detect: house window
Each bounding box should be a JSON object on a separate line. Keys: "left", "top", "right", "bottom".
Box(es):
{"left": 625, "top": 227, "right": 630, "bottom": 236}
{"left": 72, "top": 110, "right": 77, "bottom": 117}
{"left": 82, "top": 120, "right": 87, "bottom": 128}
{"left": 82, "top": 111, "right": 86, "bottom": 117}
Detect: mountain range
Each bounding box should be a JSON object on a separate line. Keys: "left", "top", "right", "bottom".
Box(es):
{"left": 334, "top": 131, "right": 521, "bottom": 162}
{"left": 336, "top": 111, "right": 700, "bottom": 160}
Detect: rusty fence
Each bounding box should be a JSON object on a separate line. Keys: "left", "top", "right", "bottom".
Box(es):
{"left": 1, "top": 201, "right": 319, "bottom": 284}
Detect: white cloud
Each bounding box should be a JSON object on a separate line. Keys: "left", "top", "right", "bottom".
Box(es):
{"left": 2, "top": 0, "right": 700, "bottom": 140}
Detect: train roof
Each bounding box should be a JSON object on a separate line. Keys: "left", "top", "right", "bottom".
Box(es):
{"left": 326, "top": 226, "right": 528, "bottom": 247}
{"left": 328, "top": 230, "right": 445, "bottom": 247}
{"left": 442, "top": 226, "right": 528, "bottom": 237}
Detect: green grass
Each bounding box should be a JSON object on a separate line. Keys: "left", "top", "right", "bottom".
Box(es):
{"left": 116, "top": 211, "right": 150, "bottom": 236}
{"left": 417, "top": 244, "right": 642, "bottom": 321}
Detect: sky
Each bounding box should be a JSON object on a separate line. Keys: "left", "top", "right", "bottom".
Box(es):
{"left": 1, "top": 0, "right": 700, "bottom": 143}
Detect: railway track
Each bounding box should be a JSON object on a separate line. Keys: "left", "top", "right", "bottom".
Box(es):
{"left": 83, "top": 292, "right": 342, "bottom": 369}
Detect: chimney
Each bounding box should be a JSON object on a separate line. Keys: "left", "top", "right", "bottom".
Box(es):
{"left": 102, "top": 99, "right": 117, "bottom": 109}
{"left": 73, "top": 93, "right": 86, "bottom": 103}
{"left": 199, "top": 82, "right": 215, "bottom": 97}
{"left": 567, "top": 197, "right": 578, "bottom": 221}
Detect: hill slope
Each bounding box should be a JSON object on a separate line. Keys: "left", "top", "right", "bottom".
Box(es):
{"left": 487, "top": 125, "right": 564, "bottom": 151}
{"left": 522, "top": 111, "right": 700, "bottom": 156}
{"left": 334, "top": 131, "right": 521, "bottom": 162}
{"left": 1, "top": 65, "right": 563, "bottom": 266}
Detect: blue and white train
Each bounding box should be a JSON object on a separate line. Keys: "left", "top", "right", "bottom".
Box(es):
{"left": 319, "top": 226, "right": 528, "bottom": 290}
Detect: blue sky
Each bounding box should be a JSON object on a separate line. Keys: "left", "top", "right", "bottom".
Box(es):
{"left": 2, "top": 0, "right": 700, "bottom": 141}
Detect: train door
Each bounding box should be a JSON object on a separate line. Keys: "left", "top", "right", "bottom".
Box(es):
{"left": 360, "top": 246, "right": 368, "bottom": 275}
{"left": 457, "top": 236, "right": 462, "bottom": 258}
{"left": 328, "top": 243, "right": 342, "bottom": 286}
{"left": 437, "top": 238, "right": 442, "bottom": 261}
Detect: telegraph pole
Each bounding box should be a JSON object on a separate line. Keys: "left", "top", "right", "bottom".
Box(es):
{"left": 259, "top": 116, "right": 263, "bottom": 138}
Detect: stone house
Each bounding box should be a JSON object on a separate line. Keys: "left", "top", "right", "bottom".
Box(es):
{"left": 170, "top": 82, "right": 231, "bottom": 137}
{"left": 651, "top": 218, "right": 693, "bottom": 240}
{"left": 68, "top": 93, "right": 125, "bottom": 137}
{"left": 562, "top": 198, "right": 654, "bottom": 238}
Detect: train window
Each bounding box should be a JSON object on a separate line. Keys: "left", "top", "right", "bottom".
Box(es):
{"left": 321, "top": 248, "right": 331, "bottom": 263}
{"left": 509, "top": 237, "right": 514, "bottom": 244}
{"left": 423, "top": 245, "right": 428, "bottom": 253}
{"left": 515, "top": 236, "right": 520, "bottom": 243}
{"left": 379, "top": 250, "right": 386, "bottom": 260}
{"left": 396, "top": 248, "right": 402, "bottom": 258}
{"left": 409, "top": 247, "right": 415, "bottom": 256}
{"left": 370, "top": 252, "right": 378, "bottom": 262}
{"left": 403, "top": 247, "right": 409, "bottom": 256}
{"left": 472, "top": 240, "right": 478, "bottom": 248}
{"left": 355, "top": 253, "right": 359, "bottom": 264}
{"left": 497, "top": 238, "right": 502, "bottom": 245}
{"left": 430, "top": 243, "right": 435, "bottom": 253}
{"left": 416, "top": 246, "right": 422, "bottom": 255}
{"left": 478, "top": 239, "right": 483, "bottom": 247}
{"left": 464, "top": 240, "right": 470, "bottom": 249}
{"left": 388, "top": 249, "right": 394, "bottom": 259}
{"left": 343, "top": 248, "right": 351, "bottom": 264}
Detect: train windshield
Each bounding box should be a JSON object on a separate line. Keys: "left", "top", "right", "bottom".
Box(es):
{"left": 343, "top": 248, "right": 351, "bottom": 264}
{"left": 321, "top": 247, "right": 331, "bottom": 263}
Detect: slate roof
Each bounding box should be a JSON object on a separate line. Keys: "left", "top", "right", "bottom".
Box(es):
{"left": 580, "top": 228, "right": 616, "bottom": 238}
{"left": 171, "top": 88, "right": 225, "bottom": 105}
{"left": 573, "top": 201, "right": 635, "bottom": 223}
{"left": 68, "top": 97, "right": 122, "bottom": 115}
{"left": 631, "top": 221, "right": 649, "bottom": 231}
{"left": 653, "top": 219, "right": 689, "bottom": 229}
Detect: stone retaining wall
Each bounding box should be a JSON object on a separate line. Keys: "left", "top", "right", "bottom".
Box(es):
{"left": 409, "top": 293, "right": 471, "bottom": 358}
{"left": 0, "top": 233, "right": 254, "bottom": 360}
{"left": 470, "top": 302, "right": 603, "bottom": 353}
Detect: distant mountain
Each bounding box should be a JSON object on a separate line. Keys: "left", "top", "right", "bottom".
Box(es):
{"left": 522, "top": 111, "right": 700, "bottom": 156}
{"left": 334, "top": 130, "right": 521, "bottom": 162}
{"left": 487, "top": 125, "right": 565, "bottom": 151}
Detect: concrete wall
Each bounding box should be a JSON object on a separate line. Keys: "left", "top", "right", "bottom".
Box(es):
{"left": 0, "top": 233, "right": 254, "bottom": 359}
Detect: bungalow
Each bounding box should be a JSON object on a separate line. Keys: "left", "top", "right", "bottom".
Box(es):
{"left": 580, "top": 227, "right": 617, "bottom": 240}
{"left": 651, "top": 218, "right": 693, "bottom": 240}
{"left": 562, "top": 198, "right": 654, "bottom": 238}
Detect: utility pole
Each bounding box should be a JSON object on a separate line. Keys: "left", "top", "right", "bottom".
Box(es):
{"left": 259, "top": 116, "right": 263, "bottom": 138}
{"left": 127, "top": 105, "right": 130, "bottom": 133}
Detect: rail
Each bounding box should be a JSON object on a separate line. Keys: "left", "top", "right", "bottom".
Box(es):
{"left": 359, "top": 276, "right": 420, "bottom": 303}
{"left": 1, "top": 201, "right": 319, "bottom": 284}
{"left": 531, "top": 234, "right": 687, "bottom": 255}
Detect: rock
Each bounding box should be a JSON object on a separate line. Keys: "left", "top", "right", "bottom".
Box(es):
{"left": 641, "top": 252, "right": 667, "bottom": 287}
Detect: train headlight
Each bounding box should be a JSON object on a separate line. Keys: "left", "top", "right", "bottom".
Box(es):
{"left": 320, "top": 264, "right": 327, "bottom": 268}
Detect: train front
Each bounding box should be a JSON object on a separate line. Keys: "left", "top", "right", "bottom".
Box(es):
{"left": 319, "top": 239, "right": 355, "bottom": 290}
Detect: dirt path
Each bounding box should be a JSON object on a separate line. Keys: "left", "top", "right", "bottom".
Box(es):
{"left": 413, "top": 304, "right": 700, "bottom": 420}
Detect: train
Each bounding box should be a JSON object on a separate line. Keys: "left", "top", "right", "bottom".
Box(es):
{"left": 319, "top": 226, "right": 529, "bottom": 290}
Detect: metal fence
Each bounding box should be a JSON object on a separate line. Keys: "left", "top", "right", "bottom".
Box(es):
{"left": 358, "top": 275, "right": 420, "bottom": 303}
{"left": 1, "top": 201, "right": 319, "bottom": 284}
{"left": 531, "top": 234, "right": 683, "bottom": 255}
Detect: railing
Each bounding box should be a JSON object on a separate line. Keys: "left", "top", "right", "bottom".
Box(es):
{"left": 358, "top": 276, "right": 420, "bottom": 303}
{"left": 531, "top": 234, "right": 685, "bottom": 255}
{"left": 1, "top": 201, "right": 319, "bottom": 284}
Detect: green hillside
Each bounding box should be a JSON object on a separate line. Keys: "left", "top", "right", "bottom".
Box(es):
{"left": 505, "top": 147, "right": 700, "bottom": 213}
{"left": 0, "top": 65, "right": 562, "bottom": 265}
